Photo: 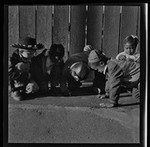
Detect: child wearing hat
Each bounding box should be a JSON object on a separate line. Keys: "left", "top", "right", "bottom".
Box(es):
{"left": 60, "top": 45, "right": 106, "bottom": 96}
{"left": 88, "top": 49, "right": 140, "bottom": 108}
{"left": 30, "top": 44, "right": 65, "bottom": 95}
{"left": 9, "top": 37, "right": 44, "bottom": 101}
{"left": 116, "top": 35, "right": 140, "bottom": 62}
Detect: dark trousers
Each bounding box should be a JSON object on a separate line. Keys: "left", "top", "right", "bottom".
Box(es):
{"left": 93, "top": 71, "right": 106, "bottom": 94}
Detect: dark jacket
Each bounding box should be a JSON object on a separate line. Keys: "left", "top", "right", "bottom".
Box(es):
{"left": 31, "top": 49, "right": 64, "bottom": 92}
{"left": 60, "top": 51, "right": 106, "bottom": 94}
{"left": 60, "top": 52, "right": 90, "bottom": 93}
{"left": 8, "top": 49, "right": 32, "bottom": 91}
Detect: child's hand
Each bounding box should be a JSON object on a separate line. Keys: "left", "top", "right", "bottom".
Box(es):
{"left": 118, "top": 55, "right": 126, "bottom": 61}
{"left": 97, "top": 92, "right": 109, "bottom": 99}
{"left": 16, "top": 62, "right": 30, "bottom": 72}
{"left": 26, "top": 81, "right": 39, "bottom": 94}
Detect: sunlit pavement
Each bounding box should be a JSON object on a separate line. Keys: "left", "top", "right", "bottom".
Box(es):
{"left": 8, "top": 87, "right": 140, "bottom": 143}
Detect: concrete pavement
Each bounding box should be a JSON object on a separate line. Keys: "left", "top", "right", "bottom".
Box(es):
{"left": 8, "top": 88, "right": 140, "bottom": 143}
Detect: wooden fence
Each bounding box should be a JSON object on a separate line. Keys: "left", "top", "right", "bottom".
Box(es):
{"left": 8, "top": 5, "right": 140, "bottom": 61}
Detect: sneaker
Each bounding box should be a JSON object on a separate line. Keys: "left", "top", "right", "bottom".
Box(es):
{"left": 99, "top": 101, "right": 117, "bottom": 108}
{"left": 11, "top": 91, "right": 23, "bottom": 101}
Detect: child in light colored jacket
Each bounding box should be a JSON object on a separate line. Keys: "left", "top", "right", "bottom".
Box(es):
{"left": 116, "top": 35, "right": 140, "bottom": 62}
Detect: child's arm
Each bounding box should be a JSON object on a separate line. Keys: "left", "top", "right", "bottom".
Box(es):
{"left": 9, "top": 51, "right": 30, "bottom": 80}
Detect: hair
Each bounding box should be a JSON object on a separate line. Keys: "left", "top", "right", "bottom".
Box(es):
{"left": 123, "top": 35, "right": 139, "bottom": 49}
{"left": 49, "top": 44, "right": 65, "bottom": 59}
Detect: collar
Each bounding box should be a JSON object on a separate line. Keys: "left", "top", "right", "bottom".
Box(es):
{"left": 103, "top": 65, "right": 108, "bottom": 75}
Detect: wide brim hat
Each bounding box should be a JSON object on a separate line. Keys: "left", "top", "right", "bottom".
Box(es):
{"left": 11, "top": 37, "right": 44, "bottom": 50}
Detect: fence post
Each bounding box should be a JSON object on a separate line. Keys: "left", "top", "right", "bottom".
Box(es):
{"left": 53, "top": 6, "right": 69, "bottom": 61}
{"left": 19, "top": 6, "right": 36, "bottom": 38}
{"left": 8, "top": 6, "right": 19, "bottom": 57}
{"left": 119, "top": 6, "right": 139, "bottom": 53}
{"left": 87, "top": 6, "right": 103, "bottom": 50}
{"left": 103, "top": 6, "right": 120, "bottom": 58}
{"left": 37, "top": 6, "right": 52, "bottom": 53}
{"left": 70, "top": 5, "right": 86, "bottom": 55}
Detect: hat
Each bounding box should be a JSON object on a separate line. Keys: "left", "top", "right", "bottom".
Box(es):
{"left": 88, "top": 49, "right": 106, "bottom": 63}
{"left": 70, "top": 62, "right": 90, "bottom": 80}
{"left": 11, "top": 37, "right": 44, "bottom": 50}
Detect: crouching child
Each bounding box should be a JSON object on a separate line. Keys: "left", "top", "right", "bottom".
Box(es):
{"left": 88, "top": 49, "right": 140, "bottom": 108}
{"left": 9, "top": 37, "right": 44, "bottom": 101}
{"left": 30, "top": 44, "right": 65, "bottom": 95}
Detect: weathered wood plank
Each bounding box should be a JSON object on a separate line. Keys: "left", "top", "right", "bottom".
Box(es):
{"left": 87, "top": 6, "right": 103, "bottom": 50}
{"left": 37, "top": 6, "right": 52, "bottom": 54}
{"left": 103, "top": 6, "right": 120, "bottom": 58}
{"left": 136, "top": 6, "right": 140, "bottom": 53}
{"left": 53, "top": 5, "right": 69, "bottom": 61}
{"left": 70, "top": 6, "right": 86, "bottom": 55}
{"left": 8, "top": 6, "right": 19, "bottom": 57}
{"left": 119, "top": 6, "right": 139, "bottom": 53}
{"left": 19, "top": 6, "right": 36, "bottom": 38}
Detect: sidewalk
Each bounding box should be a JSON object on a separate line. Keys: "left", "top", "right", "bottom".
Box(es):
{"left": 8, "top": 89, "right": 140, "bottom": 143}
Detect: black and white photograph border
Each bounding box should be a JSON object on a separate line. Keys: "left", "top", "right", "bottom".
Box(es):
{"left": 3, "top": 2, "right": 148, "bottom": 146}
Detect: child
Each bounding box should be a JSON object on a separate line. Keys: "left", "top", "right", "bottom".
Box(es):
{"left": 60, "top": 45, "right": 92, "bottom": 96}
{"left": 116, "top": 35, "right": 140, "bottom": 62}
{"left": 60, "top": 45, "right": 106, "bottom": 96}
{"left": 9, "top": 37, "right": 44, "bottom": 101}
{"left": 30, "top": 44, "right": 65, "bottom": 95}
{"left": 88, "top": 49, "right": 140, "bottom": 108}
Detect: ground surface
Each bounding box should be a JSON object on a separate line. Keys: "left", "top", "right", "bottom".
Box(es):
{"left": 8, "top": 86, "right": 140, "bottom": 143}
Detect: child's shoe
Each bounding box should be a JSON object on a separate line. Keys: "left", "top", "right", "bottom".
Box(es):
{"left": 11, "top": 91, "right": 23, "bottom": 101}
{"left": 99, "top": 100, "right": 118, "bottom": 108}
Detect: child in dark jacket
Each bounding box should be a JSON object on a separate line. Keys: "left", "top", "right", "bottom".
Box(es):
{"left": 88, "top": 49, "right": 140, "bottom": 108}
{"left": 30, "top": 44, "right": 65, "bottom": 95}
{"left": 9, "top": 37, "right": 44, "bottom": 101}
{"left": 60, "top": 45, "right": 106, "bottom": 96}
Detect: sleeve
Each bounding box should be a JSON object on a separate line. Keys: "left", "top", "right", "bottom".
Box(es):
{"left": 30, "top": 56, "right": 49, "bottom": 92}
{"left": 8, "top": 52, "right": 22, "bottom": 81}
{"left": 107, "top": 61, "right": 124, "bottom": 102}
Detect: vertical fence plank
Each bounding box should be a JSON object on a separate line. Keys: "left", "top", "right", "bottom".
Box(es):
{"left": 19, "top": 6, "right": 36, "bottom": 38}
{"left": 37, "top": 6, "right": 52, "bottom": 54}
{"left": 70, "top": 5, "right": 86, "bottom": 55}
{"left": 53, "top": 5, "right": 69, "bottom": 61}
{"left": 119, "top": 6, "right": 139, "bottom": 53}
{"left": 103, "top": 6, "right": 120, "bottom": 58}
{"left": 136, "top": 6, "right": 140, "bottom": 53}
{"left": 8, "top": 6, "right": 19, "bottom": 57}
{"left": 87, "top": 6, "right": 103, "bottom": 50}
